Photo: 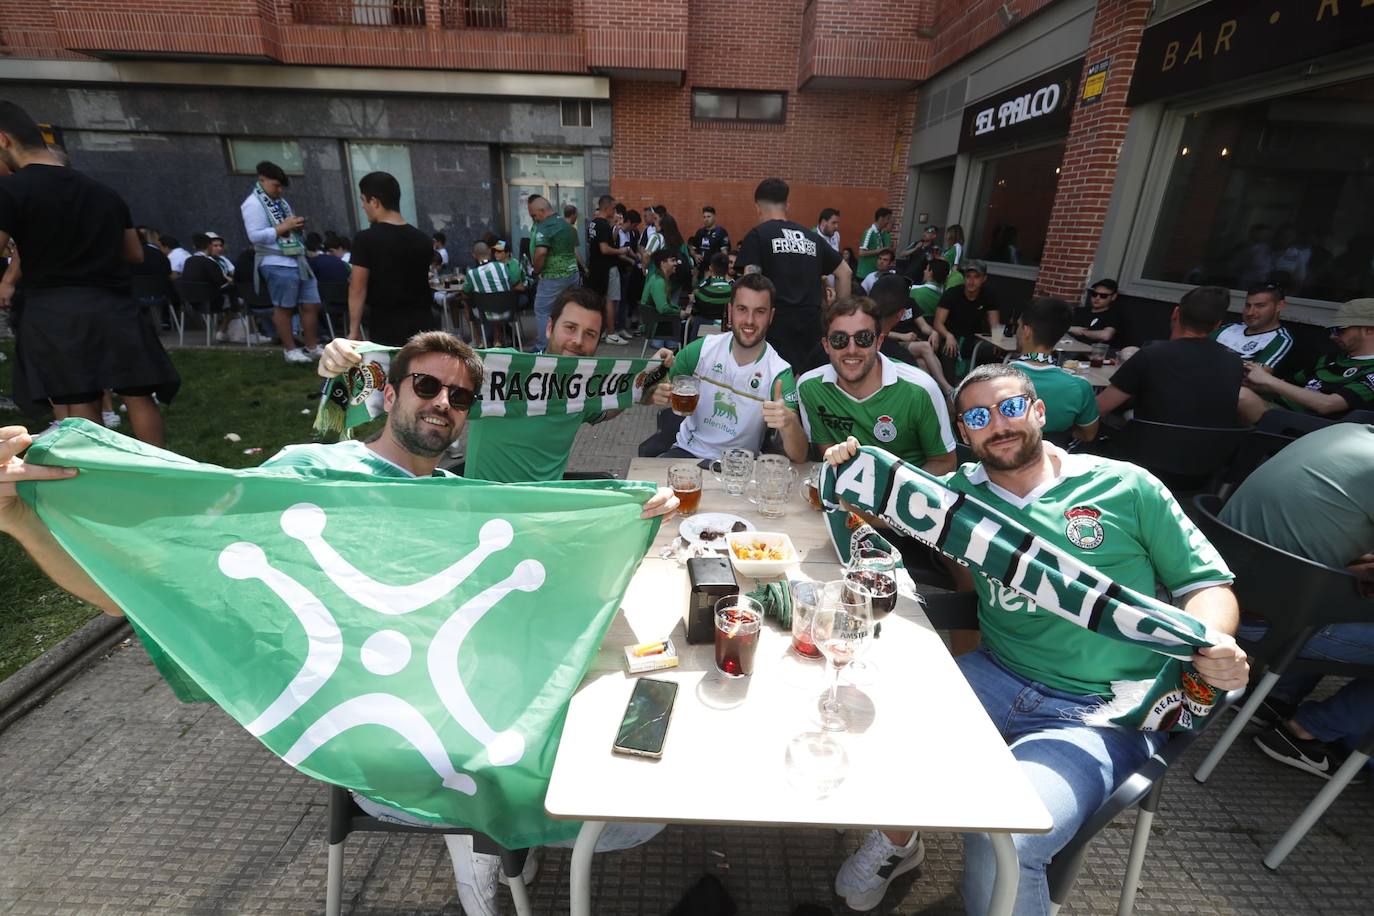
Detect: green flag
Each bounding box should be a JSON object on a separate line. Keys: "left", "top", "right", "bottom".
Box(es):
{"left": 21, "top": 420, "right": 661, "bottom": 848}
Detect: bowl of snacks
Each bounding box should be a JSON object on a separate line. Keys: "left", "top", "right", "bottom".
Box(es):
{"left": 724, "top": 531, "right": 798, "bottom": 579}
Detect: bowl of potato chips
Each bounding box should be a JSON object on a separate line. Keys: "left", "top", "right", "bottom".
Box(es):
{"left": 724, "top": 531, "right": 798, "bottom": 579}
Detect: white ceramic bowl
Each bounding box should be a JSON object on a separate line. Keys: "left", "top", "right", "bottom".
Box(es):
{"left": 724, "top": 531, "right": 799, "bottom": 579}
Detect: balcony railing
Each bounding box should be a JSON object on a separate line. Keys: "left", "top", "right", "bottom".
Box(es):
{"left": 290, "top": 0, "right": 573, "bottom": 31}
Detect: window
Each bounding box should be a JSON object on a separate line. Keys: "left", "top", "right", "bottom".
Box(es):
{"left": 347, "top": 142, "right": 418, "bottom": 228}
{"left": 460, "top": 0, "right": 506, "bottom": 28}
{"left": 227, "top": 138, "right": 304, "bottom": 175}
{"left": 969, "top": 142, "right": 1066, "bottom": 268}
{"left": 1141, "top": 75, "right": 1374, "bottom": 302}
{"left": 692, "top": 90, "right": 786, "bottom": 123}
{"left": 560, "top": 100, "right": 593, "bottom": 128}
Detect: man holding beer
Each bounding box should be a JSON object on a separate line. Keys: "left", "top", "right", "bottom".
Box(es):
{"left": 647, "top": 274, "right": 807, "bottom": 463}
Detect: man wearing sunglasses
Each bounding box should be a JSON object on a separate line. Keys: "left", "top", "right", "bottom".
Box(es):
{"left": 796, "top": 295, "right": 955, "bottom": 475}
{"left": 1238, "top": 297, "right": 1374, "bottom": 423}
{"left": 823, "top": 363, "right": 1247, "bottom": 913}
{"left": 1067, "top": 278, "right": 1120, "bottom": 344}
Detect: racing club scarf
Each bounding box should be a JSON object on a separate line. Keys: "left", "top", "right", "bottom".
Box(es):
{"left": 821, "top": 446, "right": 1225, "bottom": 733}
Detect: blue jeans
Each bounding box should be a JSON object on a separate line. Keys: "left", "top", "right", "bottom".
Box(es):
{"left": 1238, "top": 620, "right": 1374, "bottom": 705}
{"left": 958, "top": 649, "right": 1161, "bottom": 916}
{"left": 1295, "top": 680, "right": 1374, "bottom": 770}
{"left": 532, "top": 274, "right": 579, "bottom": 351}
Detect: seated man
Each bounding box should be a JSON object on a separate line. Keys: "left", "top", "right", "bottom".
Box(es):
{"left": 932, "top": 260, "right": 999, "bottom": 365}
{"left": 1238, "top": 298, "right": 1374, "bottom": 424}
{"left": 1068, "top": 277, "right": 1121, "bottom": 344}
{"left": 859, "top": 248, "right": 897, "bottom": 294}
{"left": 1218, "top": 421, "right": 1374, "bottom": 779}
{"left": 0, "top": 330, "right": 679, "bottom": 916}
{"left": 1007, "top": 296, "right": 1099, "bottom": 442}
{"left": 823, "top": 363, "right": 1248, "bottom": 913}
{"left": 868, "top": 274, "right": 953, "bottom": 398}
{"left": 689, "top": 250, "right": 734, "bottom": 328}
{"left": 463, "top": 240, "right": 524, "bottom": 348}
{"left": 648, "top": 273, "right": 806, "bottom": 462}
{"left": 640, "top": 248, "right": 683, "bottom": 348}
{"left": 906, "top": 258, "right": 950, "bottom": 331}
{"left": 1212, "top": 281, "right": 1294, "bottom": 373}
{"left": 1096, "top": 285, "right": 1243, "bottom": 427}
{"left": 797, "top": 294, "right": 955, "bottom": 476}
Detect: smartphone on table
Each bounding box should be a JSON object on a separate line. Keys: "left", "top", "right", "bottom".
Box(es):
{"left": 612, "top": 677, "right": 678, "bottom": 759}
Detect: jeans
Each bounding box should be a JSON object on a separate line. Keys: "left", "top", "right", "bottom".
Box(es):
{"left": 958, "top": 649, "right": 1161, "bottom": 916}
{"left": 1237, "top": 620, "right": 1374, "bottom": 705}
{"left": 1295, "top": 680, "right": 1374, "bottom": 770}
{"left": 532, "top": 274, "right": 579, "bottom": 351}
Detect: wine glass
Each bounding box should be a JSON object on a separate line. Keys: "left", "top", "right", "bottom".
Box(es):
{"left": 843, "top": 547, "right": 897, "bottom": 683}
{"left": 812, "top": 579, "right": 872, "bottom": 732}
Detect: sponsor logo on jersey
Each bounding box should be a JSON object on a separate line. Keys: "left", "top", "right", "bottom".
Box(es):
{"left": 1343, "top": 366, "right": 1359, "bottom": 378}
{"left": 1064, "top": 505, "right": 1105, "bottom": 550}
{"left": 1242, "top": 340, "right": 1260, "bottom": 353}
{"left": 816, "top": 404, "right": 855, "bottom": 435}
{"left": 1365, "top": 372, "right": 1374, "bottom": 391}
{"left": 873, "top": 415, "right": 898, "bottom": 443}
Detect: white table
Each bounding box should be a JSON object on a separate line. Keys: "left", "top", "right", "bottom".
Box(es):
{"left": 978, "top": 332, "right": 1093, "bottom": 355}
{"left": 545, "top": 459, "right": 1052, "bottom": 915}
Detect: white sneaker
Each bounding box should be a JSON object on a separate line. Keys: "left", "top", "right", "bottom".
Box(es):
{"left": 101, "top": 410, "right": 121, "bottom": 429}
{"left": 283, "top": 347, "right": 312, "bottom": 364}
{"left": 214, "top": 330, "right": 230, "bottom": 343}
{"left": 605, "top": 333, "right": 629, "bottom": 345}
{"left": 444, "top": 835, "right": 540, "bottom": 916}
{"left": 834, "top": 830, "right": 925, "bottom": 911}
{"left": 307, "top": 344, "right": 325, "bottom": 358}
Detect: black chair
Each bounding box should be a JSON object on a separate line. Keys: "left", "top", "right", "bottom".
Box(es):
{"left": 174, "top": 279, "right": 242, "bottom": 347}
{"left": 236, "top": 278, "right": 278, "bottom": 344}
{"left": 920, "top": 589, "right": 1242, "bottom": 914}
{"left": 639, "top": 305, "right": 678, "bottom": 356}
{"left": 1099, "top": 419, "right": 1251, "bottom": 495}
{"left": 131, "top": 274, "right": 181, "bottom": 340}
{"left": 471, "top": 290, "right": 522, "bottom": 349}
{"left": 1342, "top": 408, "right": 1374, "bottom": 424}
{"left": 324, "top": 784, "right": 532, "bottom": 916}
{"left": 317, "top": 279, "right": 350, "bottom": 341}
{"left": 1256, "top": 407, "right": 1334, "bottom": 438}
{"left": 638, "top": 408, "right": 685, "bottom": 457}
{"left": 1213, "top": 429, "right": 1293, "bottom": 501}
{"left": 1187, "top": 493, "right": 1373, "bottom": 867}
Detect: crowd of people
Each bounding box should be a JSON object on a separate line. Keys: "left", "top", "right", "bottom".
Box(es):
{"left": 1, "top": 94, "right": 1372, "bottom": 916}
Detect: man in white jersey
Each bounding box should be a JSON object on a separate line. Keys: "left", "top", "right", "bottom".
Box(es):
{"left": 647, "top": 273, "right": 807, "bottom": 462}
{"left": 1211, "top": 280, "right": 1295, "bottom": 372}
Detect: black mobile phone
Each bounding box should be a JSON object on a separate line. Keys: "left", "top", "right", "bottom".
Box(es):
{"left": 612, "top": 677, "right": 678, "bottom": 759}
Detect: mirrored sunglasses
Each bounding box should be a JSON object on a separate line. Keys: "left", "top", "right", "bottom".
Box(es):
{"left": 961, "top": 395, "right": 1032, "bottom": 431}
{"left": 827, "top": 329, "right": 877, "bottom": 349}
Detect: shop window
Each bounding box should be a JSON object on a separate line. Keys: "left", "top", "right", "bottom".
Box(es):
{"left": 970, "top": 142, "right": 1066, "bottom": 267}
{"left": 347, "top": 142, "right": 418, "bottom": 228}
{"left": 227, "top": 138, "right": 304, "bottom": 176}
{"left": 692, "top": 90, "right": 786, "bottom": 124}
{"left": 1142, "top": 75, "right": 1374, "bottom": 302}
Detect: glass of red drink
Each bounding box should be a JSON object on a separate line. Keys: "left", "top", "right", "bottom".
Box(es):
{"left": 789, "top": 579, "right": 824, "bottom": 660}
{"left": 714, "top": 595, "right": 763, "bottom": 678}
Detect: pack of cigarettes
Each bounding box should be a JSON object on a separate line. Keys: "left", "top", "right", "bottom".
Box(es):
{"left": 624, "top": 638, "right": 679, "bottom": 674}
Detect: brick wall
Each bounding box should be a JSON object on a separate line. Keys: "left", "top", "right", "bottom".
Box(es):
{"left": 1034, "top": 0, "right": 1151, "bottom": 300}
{"left": 928, "top": 0, "right": 1060, "bottom": 75}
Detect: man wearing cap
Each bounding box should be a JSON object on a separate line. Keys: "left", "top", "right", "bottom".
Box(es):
{"left": 240, "top": 160, "right": 321, "bottom": 364}
{"left": 932, "top": 259, "right": 1000, "bottom": 364}
{"left": 1239, "top": 298, "right": 1374, "bottom": 422}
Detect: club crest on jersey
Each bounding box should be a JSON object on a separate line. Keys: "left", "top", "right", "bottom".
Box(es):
{"left": 1343, "top": 366, "right": 1358, "bottom": 378}
{"left": 1064, "top": 505, "right": 1105, "bottom": 550}
{"left": 750, "top": 372, "right": 762, "bottom": 390}
{"left": 1242, "top": 340, "right": 1260, "bottom": 353}
{"left": 873, "top": 415, "right": 898, "bottom": 443}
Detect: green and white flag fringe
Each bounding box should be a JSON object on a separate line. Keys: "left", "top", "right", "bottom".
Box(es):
{"left": 22, "top": 420, "right": 663, "bottom": 848}
{"left": 315, "top": 346, "right": 666, "bottom": 439}
{"left": 821, "top": 446, "right": 1224, "bottom": 733}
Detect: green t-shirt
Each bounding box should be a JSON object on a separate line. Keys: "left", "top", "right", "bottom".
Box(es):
{"left": 640, "top": 270, "right": 675, "bottom": 316}
{"left": 947, "top": 452, "right": 1233, "bottom": 696}
{"left": 530, "top": 215, "right": 579, "bottom": 280}
{"left": 265, "top": 440, "right": 456, "bottom": 478}
{"left": 796, "top": 354, "right": 956, "bottom": 465}
{"left": 857, "top": 224, "right": 892, "bottom": 279}
{"left": 693, "top": 275, "right": 733, "bottom": 310}
{"left": 1283, "top": 354, "right": 1374, "bottom": 413}
{"left": 909, "top": 282, "right": 942, "bottom": 320}
{"left": 1012, "top": 357, "right": 1099, "bottom": 434}
{"left": 463, "top": 259, "right": 521, "bottom": 294}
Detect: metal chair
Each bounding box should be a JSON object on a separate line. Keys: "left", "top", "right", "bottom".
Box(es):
{"left": 317, "top": 279, "right": 350, "bottom": 341}
{"left": 471, "top": 290, "right": 522, "bottom": 349}
{"left": 1098, "top": 419, "right": 1251, "bottom": 495}
{"left": 921, "top": 590, "right": 1242, "bottom": 915}
{"left": 324, "top": 784, "right": 532, "bottom": 916}
{"left": 639, "top": 305, "right": 678, "bottom": 356}
{"left": 1187, "top": 494, "right": 1373, "bottom": 866}
{"left": 131, "top": 274, "right": 182, "bottom": 341}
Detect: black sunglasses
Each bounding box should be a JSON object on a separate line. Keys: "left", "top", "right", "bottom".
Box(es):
{"left": 1089, "top": 290, "right": 1113, "bottom": 299}
{"left": 1329, "top": 326, "right": 1350, "bottom": 337}
{"left": 404, "top": 372, "right": 476, "bottom": 411}
{"left": 828, "top": 329, "right": 877, "bottom": 349}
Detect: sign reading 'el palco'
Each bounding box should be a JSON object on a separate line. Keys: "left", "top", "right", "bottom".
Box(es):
{"left": 958, "top": 58, "right": 1084, "bottom": 154}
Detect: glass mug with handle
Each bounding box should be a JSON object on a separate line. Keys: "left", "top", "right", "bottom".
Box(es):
{"left": 710, "top": 447, "right": 755, "bottom": 498}
{"left": 746, "top": 459, "right": 798, "bottom": 519}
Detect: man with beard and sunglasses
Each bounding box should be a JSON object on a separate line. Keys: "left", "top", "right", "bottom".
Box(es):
{"left": 819, "top": 362, "right": 1248, "bottom": 913}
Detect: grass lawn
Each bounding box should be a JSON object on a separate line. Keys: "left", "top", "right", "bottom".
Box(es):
{"left": 0, "top": 340, "right": 355, "bottom": 681}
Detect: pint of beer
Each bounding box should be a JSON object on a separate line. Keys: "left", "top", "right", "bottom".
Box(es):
{"left": 671, "top": 375, "right": 700, "bottom": 416}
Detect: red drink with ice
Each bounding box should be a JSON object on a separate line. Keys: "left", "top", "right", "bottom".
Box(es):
{"left": 714, "top": 598, "right": 762, "bottom": 677}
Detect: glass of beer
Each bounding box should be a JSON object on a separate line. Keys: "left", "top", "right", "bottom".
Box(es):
{"left": 714, "top": 595, "right": 763, "bottom": 677}
{"left": 1090, "top": 342, "right": 1107, "bottom": 368}
{"left": 803, "top": 465, "right": 823, "bottom": 511}
{"left": 668, "top": 463, "right": 703, "bottom": 516}
{"left": 670, "top": 375, "right": 700, "bottom": 416}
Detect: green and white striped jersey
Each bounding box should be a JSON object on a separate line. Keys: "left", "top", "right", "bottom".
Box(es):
{"left": 1212, "top": 322, "right": 1294, "bottom": 370}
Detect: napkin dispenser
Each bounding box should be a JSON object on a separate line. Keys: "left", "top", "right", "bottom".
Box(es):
{"left": 685, "top": 556, "right": 737, "bottom": 644}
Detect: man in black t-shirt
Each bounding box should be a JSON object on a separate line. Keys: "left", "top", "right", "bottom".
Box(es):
{"left": 736, "top": 177, "right": 852, "bottom": 373}
{"left": 932, "top": 260, "right": 1000, "bottom": 361}
{"left": 585, "top": 194, "right": 629, "bottom": 297}
{"left": 1096, "top": 285, "right": 1242, "bottom": 427}
{"left": 690, "top": 205, "right": 730, "bottom": 273}
{"left": 346, "top": 171, "right": 436, "bottom": 345}
{"left": 0, "top": 101, "right": 179, "bottom": 444}
{"left": 1069, "top": 277, "right": 1121, "bottom": 343}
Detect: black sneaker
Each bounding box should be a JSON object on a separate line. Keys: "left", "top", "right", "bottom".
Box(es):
{"left": 1254, "top": 723, "right": 1365, "bottom": 783}
{"left": 1247, "top": 696, "right": 1297, "bottom": 731}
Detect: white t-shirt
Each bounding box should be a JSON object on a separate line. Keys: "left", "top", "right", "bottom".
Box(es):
{"left": 815, "top": 227, "right": 841, "bottom": 252}
{"left": 672, "top": 332, "right": 798, "bottom": 460}
{"left": 168, "top": 248, "right": 191, "bottom": 273}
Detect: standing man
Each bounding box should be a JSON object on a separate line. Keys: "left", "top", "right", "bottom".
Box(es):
{"left": 585, "top": 195, "right": 632, "bottom": 344}
{"left": 823, "top": 363, "right": 1248, "bottom": 913}
{"left": 346, "top": 171, "right": 436, "bottom": 346}
{"left": 736, "top": 177, "right": 852, "bottom": 374}
{"left": 1068, "top": 278, "right": 1122, "bottom": 344}
{"left": 856, "top": 207, "right": 893, "bottom": 281}
{"left": 648, "top": 274, "right": 807, "bottom": 462}
{"left": 0, "top": 100, "right": 178, "bottom": 446}
{"left": 1008, "top": 296, "right": 1099, "bottom": 442}
{"left": 526, "top": 194, "right": 581, "bottom": 352}
{"left": 897, "top": 224, "right": 941, "bottom": 275}
{"left": 932, "top": 259, "right": 1000, "bottom": 363}
{"left": 1238, "top": 298, "right": 1374, "bottom": 422}
{"left": 240, "top": 159, "right": 321, "bottom": 364}
{"left": 1211, "top": 281, "right": 1294, "bottom": 372}
{"left": 690, "top": 206, "right": 730, "bottom": 274}
{"left": 796, "top": 295, "right": 955, "bottom": 475}
{"left": 814, "top": 208, "right": 841, "bottom": 252}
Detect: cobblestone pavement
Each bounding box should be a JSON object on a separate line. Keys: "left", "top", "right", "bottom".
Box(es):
{"left": 3, "top": 341, "right": 1372, "bottom": 915}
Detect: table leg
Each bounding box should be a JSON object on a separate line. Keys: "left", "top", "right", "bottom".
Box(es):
{"left": 569, "top": 820, "right": 606, "bottom": 916}
{"left": 987, "top": 832, "right": 1019, "bottom": 916}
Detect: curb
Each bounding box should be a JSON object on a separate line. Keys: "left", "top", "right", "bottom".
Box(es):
{"left": 0, "top": 613, "right": 131, "bottom": 735}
